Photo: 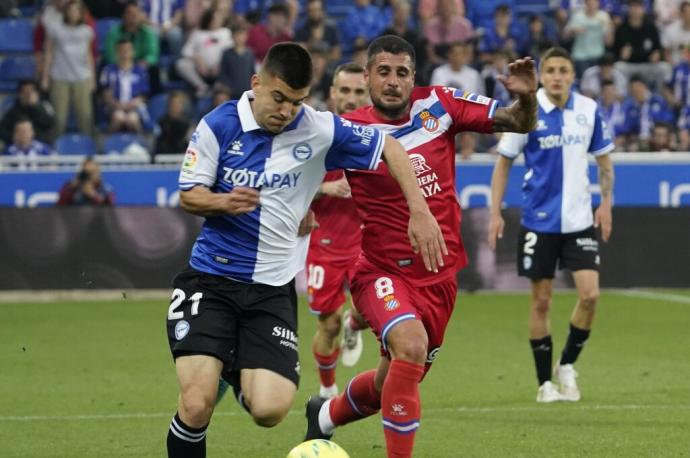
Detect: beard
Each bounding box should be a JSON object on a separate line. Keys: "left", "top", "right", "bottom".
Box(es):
{"left": 371, "top": 93, "right": 409, "bottom": 120}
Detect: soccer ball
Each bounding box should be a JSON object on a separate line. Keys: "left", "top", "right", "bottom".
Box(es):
{"left": 286, "top": 439, "right": 350, "bottom": 458}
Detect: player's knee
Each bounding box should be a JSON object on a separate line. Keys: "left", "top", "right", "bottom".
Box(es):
{"left": 533, "top": 297, "right": 551, "bottom": 315}
{"left": 319, "top": 313, "right": 343, "bottom": 339}
{"left": 250, "top": 403, "right": 289, "bottom": 428}
{"left": 390, "top": 337, "right": 428, "bottom": 364}
{"left": 179, "top": 393, "right": 214, "bottom": 427}
{"left": 579, "top": 289, "right": 599, "bottom": 311}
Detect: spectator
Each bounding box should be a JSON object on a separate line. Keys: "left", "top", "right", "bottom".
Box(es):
{"left": 580, "top": 53, "right": 628, "bottom": 99}
{"left": 351, "top": 42, "right": 369, "bottom": 68}
{"left": 383, "top": 0, "right": 429, "bottom": 84}
{"left": 0, "top": 0, "right": 19, "bottom": 17}
{"left": 662, "top": 1, "right": 690, "bottom": 66}
{"left": 523, "top": 14, "right": 557, "bottom": 62}
{"left": 339, "top": 0, "right": 389, "bottom": 54}
{"left": 417, "top": 0, "right": 463, "bottom": 25}
{"left": 218, "top": 23, "right": 256, "bottom": 99}
{"left": 664, "top": 44, "right": 690, "bottom": 110}
{"left": 294, "top": 0, "right": 341, "bottom": 63}
{"left": 612, "top": 0, "right": 670, "bottom": 91}
{"left": 140, "top": 0, "right": 185, "bottom": 58}
{"left": 648, "top": 122, "right": 676, "bottom": 151}
{"left": 656, "top": 0, "right": 685, "bottom": 28}
{"left": 598, "top": 78, "right": 626, "bottom": 149}
{"left": 564, "top": 0, "right": 613, "bottom": 77}
{"left": 430, "top": 40, "right": 484, "bottom": 158}
{"left": 210, "top": 85, "right": 231, "bottom": 108}
{"left": 676, "top": 105, "right": 690, "bottom": 150}
{"left": 619, "top": 75, "right": 675, "bottom": 150}
{"left": 0, "top": 81, "right": 56, "bottom": 145}
{"left": 424, "top": 0, "right": 474, "bottom": 66}
{"left": 304, "top": 45, "right": 331, "bottom": 110}
{"left": 57, "top": 157, "right": 115, "bottom": 205}
{"left": 100, "top": 39, "right": 151, "bottom": 132}
{"left": 176, "top": 8, "right": 232, "bottom": 97}
{"left": 83, "top": 0, "right": 128, "bottom": 18}
{"left": 466, "top": 0, "right": 515, "bottom": 32}
{"left": 247, "top": 3, "right": 292, "bottom": 63}
{"left": 41, "top": 0, "right": 96, "bottom": 137}
{"left": 154, "top": 90, "right": 190, "bottom": 157}
{"left": 478, "top": 4, "right": 524, "bottom": 62}
{"left": 4, "top": 118, "right": 54, "bottom": 160}
{"left": 104, "top": 1, "right": 160, "bottom": 92}
{"left": 482, "top": 48, "right": 514, "bottom": 108}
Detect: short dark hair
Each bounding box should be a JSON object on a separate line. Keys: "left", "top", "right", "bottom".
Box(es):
{"left": 332, "top": 62, "right": 365, "bottom": 83}
{"left": 262, "top": 43, "right": 313, "bottom": 89}
{"left": 540, "top": 47, "right": 574, "bottom": 67}
{"left": 601, "top": 78, "right": 615, "bottom": 87}
{"left": 367, "top": 35, "right": 416, "bottom": 68}
{"left": 13, "top": 116, "right": 32, "bottom": 128}
{"left": 199, "top": 8, "right": 215, "bottom": 30}
{"left": 268, "top": 3, "right": 290, "bottom": 17}
{"left": 116, "top": 37, "right": 132, "bottom": 46}
{"left": 17, "top": 79, "right": 38, "bottom": 91}
{"left": 629, "top": 74, "right": 647, "bottom": 85}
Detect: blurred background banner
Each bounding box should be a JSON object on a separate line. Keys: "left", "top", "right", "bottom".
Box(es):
{"left": 1, "top": 207, "right": 687, "bottom": 290}
{"left": 2, "top": 158, "right": 690, "bottom": 207}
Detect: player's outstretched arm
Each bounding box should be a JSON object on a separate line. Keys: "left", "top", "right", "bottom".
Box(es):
{"left": 493, "top": 57, "right": 538, "bottom": 134}
{"left": 180, "top": 185, "right": 260, "bottom": 217}
{"left": 381, "top": 135, "right": 448, "bottom": 272}
{"left": 488, "top": 155, "right": 514, "bottom": 250}
{"left": 594, "top": 154, "right": 614, "bottom": 242}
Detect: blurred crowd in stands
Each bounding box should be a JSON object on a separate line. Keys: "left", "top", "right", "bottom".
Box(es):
{"left": 1, "top": 0, "right": 690, "bottom": 164}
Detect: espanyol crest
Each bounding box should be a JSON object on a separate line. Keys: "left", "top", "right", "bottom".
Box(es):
{"left": 293, "top": 143, "right": 312, "bottom": 161}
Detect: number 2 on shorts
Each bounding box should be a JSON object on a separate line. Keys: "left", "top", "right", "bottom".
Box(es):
{"left": 523, "top": 232, "right": 537, "bottom": 255}
{"left": 167, "top": 288, "right": 203, "bottom": 320}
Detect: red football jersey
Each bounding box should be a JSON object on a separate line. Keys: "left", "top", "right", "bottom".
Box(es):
{"left": 344, "top": 86, "right": 498, "bottom": 286}
{"left": 308, "top": 170, "right": 362, "bottom": 261}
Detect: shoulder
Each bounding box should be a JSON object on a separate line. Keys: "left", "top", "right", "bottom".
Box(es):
{"left": 572, "top": 92, "right": 599, "bottom": 112}
{"left": 200, "top": 101, "right": 240, "bottom": 137}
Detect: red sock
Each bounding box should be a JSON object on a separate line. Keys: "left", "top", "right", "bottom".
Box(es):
{"left": 328, "top": 369, "right": 380, "bottom": 425}
{"left": 381, "top": 360, "right": 424, "bottom": 458}
{"left": 313, "top": 346, "right": 340, "bottom": 388}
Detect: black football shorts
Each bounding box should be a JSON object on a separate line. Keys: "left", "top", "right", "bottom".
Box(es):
{"left": 165, "top": 267, "right": 300, "bottom": 386}
{"left": 517, "top": 226, "right": 600, "bottom": 280}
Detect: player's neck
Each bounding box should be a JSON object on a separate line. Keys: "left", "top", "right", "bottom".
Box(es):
{"left": 546, "top": 92, "right": 570, "bottom": 109}
{"left": 373, "top": 103, "right": 411, "bottom": 122}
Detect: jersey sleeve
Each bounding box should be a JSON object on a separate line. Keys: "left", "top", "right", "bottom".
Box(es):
{"left": 437, "top": 86, "right": 499, "bottom": 134}
{"left": 589, "top": 106, "right": 615, "bottom": 156}
{"left": 496, "top": 132, "right": 528, "bottom": 159}
{"left": 179, "top": 118, "right": 220, "bottom": 190}
{"left": 324, "top": 113, "right": 384, "bottom": 171}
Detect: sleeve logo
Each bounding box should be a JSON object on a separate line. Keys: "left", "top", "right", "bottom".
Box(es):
{"left": 453, "top": 89, "right": 491, "bottom": 106}
{"left": 183, "top": 149, "right": 198, "bottom": 170}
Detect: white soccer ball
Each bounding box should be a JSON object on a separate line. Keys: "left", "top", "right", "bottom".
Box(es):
{"left": 286, "top": 439, "right": 350, "bottom": 458}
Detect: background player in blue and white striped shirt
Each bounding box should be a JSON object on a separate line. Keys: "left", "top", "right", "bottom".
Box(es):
{"left": 164, "top": 42, "right": 447, "bottom": 458}
{"left": 489, "top": 47, "right": 615, "bottom": 403}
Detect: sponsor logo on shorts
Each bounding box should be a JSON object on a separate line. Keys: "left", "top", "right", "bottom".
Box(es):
{"left": 426, "top": 346, "right": 441, "bottom": 363}
{"left": 523, "top": 256, "right": 532, "bottom": 270}
{"left": 384, "top": 294, "right": 400, "bottom": 311}
{"left": 576, "top": 237, "right": 599, "bottom": 252}
{"left": 272, "top": 326, "right": 298, "bottom": 352}
{"left": 175, "top": 320, "right": 190, "bottom": 340}
{"left": 397, "top": 258, "right": 413, "bottom": 267}
{"left": 595, "top": 255, "right": 600, "bottom": 265}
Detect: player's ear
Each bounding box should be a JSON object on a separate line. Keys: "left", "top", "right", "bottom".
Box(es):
{"left": 250, "top": 73, "right": 261, "bottom": 92}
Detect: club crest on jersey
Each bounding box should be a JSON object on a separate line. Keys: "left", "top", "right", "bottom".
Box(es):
{"left": 293, "top": 143, "right": 312, "bottom": 161}
{"left": 419, "top": 110, "right": 439, "bottom": 132}
{"left": 453, "top": 89, "right": 491, "bottom": 105}
{"left": 175, "top": 320, "right": 190, "bottom": 340}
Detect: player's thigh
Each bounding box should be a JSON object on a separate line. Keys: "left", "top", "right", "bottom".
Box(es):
{"left": 240, "top": 367, "right": 296, "bottom": 416}
{"left": 517, "top": 227, "right": 560, "bottom": 280}
{"left": 166, "top": 267, "right": 239, "bottom": 367}
{"left": 306, "top": 257, "right": 349, "bottom": 315}
{"left": 350, "top": 269, "right": 418, "bottom": 355}
{"left": 561, "top": 226, "right": 601, "bottom": 274}
{"left": 234, "top": 280, "right": 301, "bottom": 388}
{"left": 412, "top": 279, "right": 458, "bottom": 376}
{"left": 176, "top": 354, "right": 223, "bottom": 400}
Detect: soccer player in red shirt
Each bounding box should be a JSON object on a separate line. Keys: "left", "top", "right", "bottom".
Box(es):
{"left": 308, "top": 62, "right": 372, "bottom": 399}
{"left": 304, "top": 35, "right": 538, "bottom": 457}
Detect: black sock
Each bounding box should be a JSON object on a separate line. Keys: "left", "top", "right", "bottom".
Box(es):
{"left": 167, "top": 412, "right": 207, "bottom": 458}
{"left": 560, "top": 323, "right": 591, "bottom": 365}
{"left": 530, "top": 336, "right": 553, "bottom": 386}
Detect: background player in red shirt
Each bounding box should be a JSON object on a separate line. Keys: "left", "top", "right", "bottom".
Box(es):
{"left": 305, "top": 35, "right": 538, "bottom": 458}
{"left": 307, "top": 63, "right": 372, "bottom": 399}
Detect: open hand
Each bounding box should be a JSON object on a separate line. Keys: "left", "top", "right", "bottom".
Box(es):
{"left": 497, "top": 57, "right": 538, "bottom": 96}
{"left": 320, "top": 177, "right": 351, "bottom": 198}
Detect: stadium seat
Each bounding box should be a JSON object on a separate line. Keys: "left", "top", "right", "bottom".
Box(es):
{"left": 147, "top": 93, "right": 168, "bottom": 124}
{"left": 0, "top": 56, "right": 36, "bottom": 91}
{"left": 102, "top": 133, "right": 147, "bottom": 155}
{"left": 0, "top": 18, "right": 33, "bottom": 53}
{"left": 95, "top": 18, "right": 120, "bottom": 53}
{"left": 55, "top": 134, "right": 98, "bottom": 156}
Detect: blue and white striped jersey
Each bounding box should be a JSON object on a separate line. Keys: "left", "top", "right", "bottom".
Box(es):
{"left": 497, "top": 89, "right": 614, "bottom": 233}
{"left": 179, "top": 91, "right": 384, "bottom": 286}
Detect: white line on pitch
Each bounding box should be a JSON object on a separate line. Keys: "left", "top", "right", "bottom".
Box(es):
{"left": 2, "top": 404, "right": 689, "bottom": 422}
{"left": 609, "top": 289, "right": 690, "bottom": 304}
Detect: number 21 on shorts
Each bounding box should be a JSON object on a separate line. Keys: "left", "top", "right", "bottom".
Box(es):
{"left": 167, "top": 288, "right": 203, "bottom": 320}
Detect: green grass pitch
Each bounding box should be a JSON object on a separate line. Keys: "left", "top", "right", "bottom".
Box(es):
{"left": 2, "top": 290, "right": 689, "bottom": 457}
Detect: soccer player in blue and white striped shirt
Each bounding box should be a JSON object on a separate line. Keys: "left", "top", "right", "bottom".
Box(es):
{"left": 164, "top": 43, "right": 447, "bottom": 458}
{"left": 489, "top": 47, "right": 615, "bottom": 403}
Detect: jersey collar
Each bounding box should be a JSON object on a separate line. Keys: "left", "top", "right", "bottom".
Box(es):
{"left": 537, "top": 88, "right": 575, "bottom": 113}
{"left": 238, "top": 90, "right": 261, "bottom": 132}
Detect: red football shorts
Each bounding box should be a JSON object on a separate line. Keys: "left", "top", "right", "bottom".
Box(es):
{"left": 306, "top": 252, "right": 358, "bottom": 315}
{"left": 350, "top": 257, "right": 458, "bottom": 372}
